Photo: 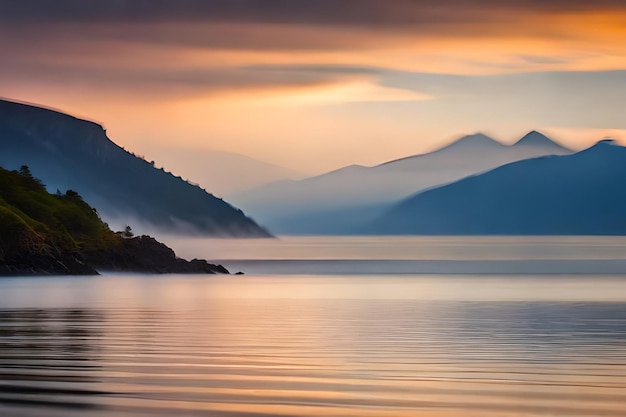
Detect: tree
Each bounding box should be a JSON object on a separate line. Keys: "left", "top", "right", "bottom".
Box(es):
{"left": 18, "top": 165, "right": 33, "bottom": 178}
{"left": 18, "top": 165, "right": 44, "bottom": 188}
{"left": 122, "top": 225, "right": 134, "bottom": 238}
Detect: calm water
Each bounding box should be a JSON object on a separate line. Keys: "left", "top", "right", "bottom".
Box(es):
{"left": 1, "top": 237, "right": 626, "bottom": 416}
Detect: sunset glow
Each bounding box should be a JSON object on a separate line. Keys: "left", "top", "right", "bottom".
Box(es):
{"left": 3, "top": 3, "right": 626, "bottom": 416}
{"left": 1, "top": 1, "right": 626, "bottom": 172}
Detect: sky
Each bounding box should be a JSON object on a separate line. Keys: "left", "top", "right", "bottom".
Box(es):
{"left": 1, "top": 0, "right": 626, "bottom": 174}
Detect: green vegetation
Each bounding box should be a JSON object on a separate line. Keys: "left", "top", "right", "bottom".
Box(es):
{"left": 0, "top": 165, "right": 229, "bottom": 275}
{"left": 0, "top": 165, "right": 119, "bottom": 273}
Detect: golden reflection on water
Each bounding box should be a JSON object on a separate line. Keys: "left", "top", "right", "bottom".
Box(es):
{"left": 1, "top": 274, "right": 626, "bottom": 416}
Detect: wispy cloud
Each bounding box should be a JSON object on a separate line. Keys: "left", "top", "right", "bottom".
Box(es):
{"left": 1, "top": 0, "right": 625, "bottom": 170}
{"left": 1, "top": 0, "right": 624, "bottom": 26}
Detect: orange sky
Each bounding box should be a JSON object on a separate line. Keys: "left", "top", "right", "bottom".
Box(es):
{"left": 1, "top": 1, "right": 626, "bottom": 173}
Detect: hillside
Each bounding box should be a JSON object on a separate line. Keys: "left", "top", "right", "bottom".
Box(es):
{"left": 0, "top": 99, "right": 270, "bottom": 237}
{"left": 230, "top": 131, "right": 572, "bottom": 234}
{"left": 367, "top": 140, "right": 626, "bottom": 235}
{"left": 0, "top": 165, "right": 228, "bottom": 275}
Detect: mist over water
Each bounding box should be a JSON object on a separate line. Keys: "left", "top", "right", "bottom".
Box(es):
{"left": 162, "top": 235, "right": 626, "bottom": 276}
{"left": 1, "top": 237, "right": 626, "bottom": 416}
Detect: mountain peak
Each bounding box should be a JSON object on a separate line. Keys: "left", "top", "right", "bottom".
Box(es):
{"left": 368, "top": 135, "right": 626, "bottom": 235}
{"left": 438, "top": 133, "right": 503, "bottom": 151}
{"left": 513, "top": 131, "right": 564, "bottom": 149}
{"left": 596, "top": 138, "right": 619, "bottom": 146}
{"left": 455, "top": 132, "right": 498, "bottom": 144}
{"left": 583, "top": 139, "right": 622, "bottom": 153}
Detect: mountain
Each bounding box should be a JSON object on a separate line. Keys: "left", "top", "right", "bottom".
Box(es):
{"left": 229, "top": 131, "right": 572, "bottom": 234}
{"left": 144, "top": 148, "right": 305, "bottom": 197}
{"left": 0, "top": 99, "right": 270, "bottom": 237}
{"left": 367, "top": 140, "right": 626, "bottom": 235}
{"left": 514, "top": 130, "right": 561, "bottom": 148}
{"left": 0, "top": 165, "right": 229, "bottom": 275}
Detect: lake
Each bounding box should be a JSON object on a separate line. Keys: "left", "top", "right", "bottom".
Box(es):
{"left": 1, "top": 236, "right": 626, "bottom": 416}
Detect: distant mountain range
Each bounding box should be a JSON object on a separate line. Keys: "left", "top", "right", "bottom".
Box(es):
{"left": 367, "top": 140, "right": 626, "bottom": 235}
{"left": 144, "top": 148, "right": 305, "bottom": 196}
{"left": 0, "top": 99, "right": 270, "bottom": 237}
{"left": 7, "top": 97, "right": 616, "bottom": 237}
{"left": 230, "top": 131, "right": 572, "bottom": 234}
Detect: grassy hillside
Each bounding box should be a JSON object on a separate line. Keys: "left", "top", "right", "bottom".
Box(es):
{"left": 0, "top": 165, "right": 227, "bottom": 275}
{"left": 0, "top": 165, "right": 117, "bottom": 274}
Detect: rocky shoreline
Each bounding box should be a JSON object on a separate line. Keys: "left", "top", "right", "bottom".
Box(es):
{"left": 0, "top": 165, "right": 230, "bottom": 277}
{"left": 0, "top": 235, "right": 229, "bottom": 276}
{"left": 86, "top": 235, "right": 229, "bottom": 275}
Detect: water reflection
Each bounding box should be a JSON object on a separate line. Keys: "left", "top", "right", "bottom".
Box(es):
{"left": 1, "top": 289, "right": 626, "bottom": 416}
{"left": 0, "top": 309, "right": 105, "bottom": 413}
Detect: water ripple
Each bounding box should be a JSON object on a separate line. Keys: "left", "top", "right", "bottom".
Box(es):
{"left": 0, "top": 292, "right": 625, "bottom": 416}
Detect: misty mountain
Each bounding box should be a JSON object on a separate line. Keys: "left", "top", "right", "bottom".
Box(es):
{"left": 367, "top": 140, "right": 626, "bottom": 235}
{"left": 229, "top": 131, "right": 572, "bottom": 234}
{"left": 145, "top": 148, "right": 305, "bottom": 196}
{"left": 0, "top": 99, "right": 270, "bottom": 237}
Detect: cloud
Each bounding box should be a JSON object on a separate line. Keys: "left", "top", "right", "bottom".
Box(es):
{"left": 3, "top": 51, "right": 626, "bottom": 125}
{"left": 0, "top": 0, "right": 625, "bottom": 81}
{"left": 373, "top": 69, "right": 626, "bottom": 130}
{"left": 0, "top": 63, "right": 373, "bottom": 99}
{"left": 1, "top": 0, "right": 625, "bottom": 137}
{"left": 0, "top": 58, "right": 427, "bottom": 104}
{"left": 1, "top": 0, "right": 624, "bottom": 26}
{"left": 2, "top": 1, "right": 626, "bottom": 51}
{"left": 517, "top": 55, "right": 577, "bottom": 65}
{"left": 244, "top": 79, "right": 433, "bottom": 105}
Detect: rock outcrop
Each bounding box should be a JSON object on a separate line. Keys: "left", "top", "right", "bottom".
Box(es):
{"left": 0, "top": 165, "right": 229, "bottom": 275}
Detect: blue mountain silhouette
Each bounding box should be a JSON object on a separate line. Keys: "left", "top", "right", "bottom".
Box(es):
{"left": 368, "top": 140, "right": 626, "bottom": 235}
